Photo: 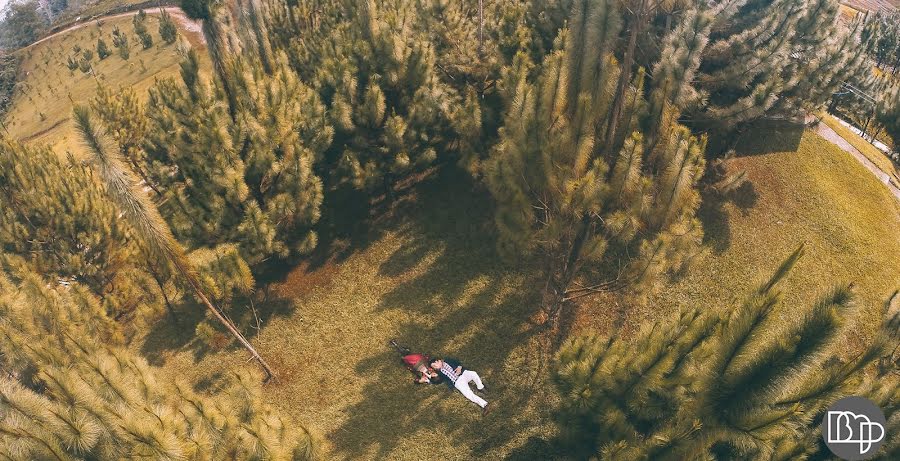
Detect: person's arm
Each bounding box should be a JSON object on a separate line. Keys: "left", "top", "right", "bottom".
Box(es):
{"left": 445, "top": 358, "right": 463, "bottom": 374}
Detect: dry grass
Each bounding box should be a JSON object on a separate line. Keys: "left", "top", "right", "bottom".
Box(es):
{"left": 633, "top": 128, "right": 900, "bottom": 350}
{"left": 841, "top": 0, "right": 897, "bottom": 15}
{"left": 135, "top": 173, "right": 561, "bottom": 460}
{"left": 132, "top": 126, "right": 900, "bottom": 459}
{"left": 838, "top": 3, "right": 863, "bottom": 25}
{"left": 821, "top": 114, "right": 900, "bottom": 184}
{"left": 3, "top": 13, "right": 206, "bottom": 153}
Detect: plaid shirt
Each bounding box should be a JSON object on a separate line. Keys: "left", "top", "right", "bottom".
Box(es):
{"left": 439, "top": 362, "right": 459, "bottom": 383}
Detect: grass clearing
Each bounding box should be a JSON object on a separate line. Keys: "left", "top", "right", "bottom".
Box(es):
{"left": 3, "top": 12, "right": 206, "bottom": 153}
{"left": 638, "top": 128, "right": 900, "bottom": 349}
{"left": 136, "top": 172, "right": 561, "bottom": 460}
{"left": 821, "top": 114, "right": 900, "bottom": 184}
{"left": 132, "top": 125, "right": 900, "bottom": 459}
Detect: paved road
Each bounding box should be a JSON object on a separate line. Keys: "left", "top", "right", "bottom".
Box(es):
{"left": 813, "top": 118, "right": 900, "bottom": 202}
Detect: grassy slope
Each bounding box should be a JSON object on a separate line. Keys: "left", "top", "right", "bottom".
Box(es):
{"left": 3, "top": 13, "right": 204, "bottom": 152}
{"left": 821, "top": 114, "right": 900, "bottom": 184}
{"left": 139, "top": 127, "right": 900, "bottom": 459}
{"left": 637, "top": 128, "right": 900, "bottom": 348}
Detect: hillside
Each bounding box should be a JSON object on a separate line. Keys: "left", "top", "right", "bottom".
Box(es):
{"left": 135, "top": 126, "right": 900, "bottom": 460}
{"left": 2, "top": 8, "right": 205, "bottom": 152}
{"left": 636, "top": 127, "right": 900, "bottom": 348}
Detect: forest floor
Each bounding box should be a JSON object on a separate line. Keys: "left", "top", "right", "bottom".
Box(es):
{"left": 3, "top": 7, "right": 206, "bottom": 153}
{"left": 137, "top": 126, "right": 900, "bottom": 459}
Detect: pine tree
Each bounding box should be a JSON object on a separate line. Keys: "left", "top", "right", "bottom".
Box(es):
{"left": 180, "top": 0, "right": 243, "bottom": 116}
{"left": 770, "top": 0, "right": 871, "bottom": 118}
{"left": 140, "top": 49, "right": 329, "bottom": 264}
{"left": 555, "top": 246, "right": 898, "bottom": 459}
{"left": 876, "top": 85, "right": 900, "bottom": 156}
{"left": 133, "top": 10, "right": 154, "bottom": 50}
{"left": 91, "top": 85, "right": 154, "bottom": 193}
{"left": 269, "top": 0, "right": 475, "bottom": 194}
{"left": 0, "top": 53, "right": 18, "bottom": 119}
{"left": 689, "top": 0, "right": 872, "bottom": 135}
{"left": 484, "top": 0, "right": 706, "bottom": 322}
{"left": 111, "top": 26, "right": 130, "bottom": 60}
{"left": 158, "top": 7, "right": 178, "bottom": 44}
{"left": 414, "top": 0, "right": 533, "bottom": 172}
{"left": 418, "top": 0, "right": 531, "bottom": 92}
{"left": 0, "top": 268, "right": 319, "bottom": 459}
{"left": 72, "top": 104, "right": 278, "bottom": 380}
{"left": 0, "top": 137, "right": 150, "bottom": 321}
{"left": 861, "top": 11, "right": 900, "bottom": 73}
{"left": 96, "top": 36, "right": 111, "bottom": 59}
{"left": 143, "top": 51, "right": 248, "bottom": 245}
{"left": 229, "top": 56, "right": 329, "bottom": 261}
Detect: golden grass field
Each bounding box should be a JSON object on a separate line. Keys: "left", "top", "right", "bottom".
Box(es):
{"left": 3, "top": 11, "right": 205, "bottom": 153}
{"left": 134, "top": 125, "right": 900, "bottom": 459}
{"left": 822, "top": 113, "right": 900, "bottom": 184}
{"left": 642, "top": 128, "right": 900, "bottom": 350}
{"left": 6, "top": 6, "right": 898, "bottom": 458}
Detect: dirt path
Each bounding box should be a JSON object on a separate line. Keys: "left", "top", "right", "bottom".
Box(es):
{"left": 23, "top": 6, "right": 204, "bottom": 51}
{"left": 813, "top": 119, "right": 900, "bottom": 201}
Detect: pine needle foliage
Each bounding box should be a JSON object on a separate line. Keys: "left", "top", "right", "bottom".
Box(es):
{"left": 555, "top": 246, "right": 899, "bottom": 460}
{"left": 0, "top": 268, "right": 319, "bottom": 460}
{"left": 263, "top": 0, "right": 479, "bottom": 192}
{"left": 159, "top": 8, "right": 179, "bottom": 44}
{"left": 0, "top": 136, "right": 157, "bottom": 322}
{"left": 690, "top": 0, "right": 871, "bottom": 133}
{"left": 120, "top": 48, "right": 329, "bottom": 265}
{"left": 484, "top": 0, "right": 707, "bottom": 320}
{"left": 72, "top": 104, "right": 277, "bottom": 380}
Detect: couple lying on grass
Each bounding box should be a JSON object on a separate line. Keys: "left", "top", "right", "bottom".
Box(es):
{"left": 418, "top": 357, "right": 492, "bottom": 415}
{"left": 393, "top": 341, "right": 491, "bottom": 415}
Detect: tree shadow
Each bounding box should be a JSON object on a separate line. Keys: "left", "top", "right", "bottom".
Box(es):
{"left": 504, "top": 435, "right": 567, "bottom": 460}
{"left": 327, "top": 167, "right": 555, "bottom": 459}
{"left": 140, "top": 299, "right": 206, "bottom": 366}
{"left": 254, "top": 169, "right": 441, "bottom": 287}
{"left": 732, "top": 119, "right": 805, "bottom": 157}
{"left": 139, "top": 290, "right": 298, "bottom": 366}
{"left": 699, "top": 181, "right": 759, "bottom": 254}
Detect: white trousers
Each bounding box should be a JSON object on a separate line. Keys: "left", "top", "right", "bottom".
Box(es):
{"left": 454, "top": 370, "right": 486, "bottom": 408}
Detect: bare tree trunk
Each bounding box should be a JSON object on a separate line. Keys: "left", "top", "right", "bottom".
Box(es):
{"left": 147, "top": 261, "right": 178, "bottom": 325}
{"left": 478, "top": 0, "right": 484, "bottom": 59}
{"left": 603, "top": 0, "right": 647, "bottom": 159}
{"left": 189, "top": 279, "right": 276, "bottom": 381}
{"left": 545, "top": 214, "right": 592, "bottom": 323}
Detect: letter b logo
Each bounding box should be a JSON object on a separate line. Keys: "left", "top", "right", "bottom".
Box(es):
{"left": 822, "top": 396, "right": 887, "bottom": 460}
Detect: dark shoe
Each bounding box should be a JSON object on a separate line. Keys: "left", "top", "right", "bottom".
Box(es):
{"left": 482, "top": 403, "right": 493, "bottom": 416}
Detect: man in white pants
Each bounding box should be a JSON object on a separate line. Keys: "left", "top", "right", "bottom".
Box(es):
{"left": 431, "top": 358, "right": 491, "bottom": 415}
